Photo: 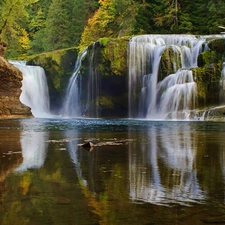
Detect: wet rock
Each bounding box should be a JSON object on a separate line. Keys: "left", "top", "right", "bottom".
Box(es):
{"left": 82, "top": 142, "right": 95, "bottom": 152}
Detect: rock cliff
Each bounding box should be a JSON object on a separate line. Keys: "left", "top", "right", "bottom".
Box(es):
{"left": 0, "top": 39, "right": 32, "bottom": 118}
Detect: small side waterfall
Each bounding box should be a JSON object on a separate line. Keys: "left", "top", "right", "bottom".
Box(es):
{"left": 61, "top": 49, "right": 87, "bottom": 117}
{"left": 10, "top": 61, "right": 50, "bottom": 117}
{"left": 61, "top": 44, "right": 100, "bottom": 118}
{"left": 220, "top": 62, "right": 225, "bottom": 101}
{"left": 128, "top": 35, "right": 205, "bottom": 119}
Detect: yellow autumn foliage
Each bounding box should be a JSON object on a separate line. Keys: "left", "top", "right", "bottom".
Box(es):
{"left": 18, "top": 29, "right": 31, "bottom": 52}
{"left": 79, "top": 0, "right": 138, "bottom": 52}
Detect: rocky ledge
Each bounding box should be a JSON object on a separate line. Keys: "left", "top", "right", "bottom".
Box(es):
{"left": 0, "top": 53, "right": 32, "bottom": 118}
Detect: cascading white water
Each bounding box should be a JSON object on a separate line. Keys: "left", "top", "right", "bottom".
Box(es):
{"left": 128, "top": 34, "right": 205, "bottom": 119}
{"left": 152, "top": 69, "right": 197, "bottom": 119}
{"left": 220, "top": 62, "right": 225, "bottom": 102}
{"left": 61, "top": 49, "right": 87, "bottom": 117}
{"left": 10, "top": 61, "right": 50, "bottom": 117}
{"left": 62, "top": 44, "right": 100, "bottom": 118}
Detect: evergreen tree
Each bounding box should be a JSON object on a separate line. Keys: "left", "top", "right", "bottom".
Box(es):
{"left": 153, "top": 0, "right": 180, "bottom": 33}
{"left": 28, "top": 4, "right": 47, "bottom": 54}
{"left": 71, "top": 0, "right": 98, "bottom": 46}
{"left": 207, "top": 0, "right": 225, "bottom": 34}
{"left": 179, "top": 0, "right": 208, "bottom": 34}
{"left": 45, "top": 0, "right": 74, "bottom": 51}
{"left": 79, "top": 0, "right": 137, "bottom": 51}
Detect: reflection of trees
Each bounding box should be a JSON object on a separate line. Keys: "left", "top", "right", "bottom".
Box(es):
{"left": 129, "top": 126, "right": 205, "bottom": 206}
{"left": 0, "top": 130, "right": 23, "bottom": 182}
{"left": 0, "top": 130, "right": 23, "bottom": 212}
{"left": 1, "top": 129, "right": 98, "bottom": 225}
{"left": 64, "top": 122, "right": 225, "bottom": 224}
{"left": 65, "top": 131, "right": 131, "bottom": 225}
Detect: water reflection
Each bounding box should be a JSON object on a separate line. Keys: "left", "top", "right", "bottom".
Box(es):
{"left": 15, "top": 129, "right": 49, "bottom": 172}
{"left": 64, "top": 130, "right": 88, "bottom": 186}
{"left": 63, "top": 123, "right": 206, "bottom": 207}
{"left": 129, "top": 125, "right": 205, "bottom": 206}
{"left": 7, "top": 118, "right": 225, "bottom": 208}
{"left": 3, "top": 119, "right": 225, "bottom": 224}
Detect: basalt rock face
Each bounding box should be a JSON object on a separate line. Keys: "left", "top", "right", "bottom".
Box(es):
{"left": 0, "top": 55, "right": 32, "bottom": 118}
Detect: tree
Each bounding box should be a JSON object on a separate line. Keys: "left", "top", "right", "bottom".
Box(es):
{"left": 207, "top": 0, "right": 225, "bottom": 34}
{"left": 79, "top": 0, "right": 138, "bottom": 51}
{"left": 133, "top": 0, "right": 167, "bottom": 34}
{"left": 18, "top": 28, "right": 30, "bottom": 54}
{"left": 153, "top": 0, "right": 180, "bottom": 32}
{"left": 0, "top": 0, "right": 38, "bottom": 57}
{"left": 70, "top": 0, "right": 98, "bottom": 47}
{"left": 44, "top": 0, "right": 72, "bottom": 51}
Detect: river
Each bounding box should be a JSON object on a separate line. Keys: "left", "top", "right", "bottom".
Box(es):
{"left": 1, "top": 118, "right": 225, "bottom": 225}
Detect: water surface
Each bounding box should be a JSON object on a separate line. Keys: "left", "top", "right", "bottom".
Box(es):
{"left": 1, "top": 118, "right": 225, "bottom": 225}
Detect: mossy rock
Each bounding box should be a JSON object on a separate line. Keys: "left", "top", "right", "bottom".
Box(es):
{"left": 208, "top": 38, "right": 225, "bottom": 53}
{"left": 198, "top": 50, "right": 219, "bottom": 67}
{"left": 26, "top": 47, "right": 78, "bottom": 110}
{"left": 99, "top": 37, "right": 129, "bottom": 76}
{"left": 159, "top": 46, "right": 181, "bottom": 80}
{"left": 27, "top": 47, "right": 78, "bottom": 92}
{"left": 192, "top": 67, "right": 207, "bottom": 101}
{"left": 193, "top": 63, "right": 221, "bottom": 107}
{"left": 77, "top": 38, "right": 129, "bottom": 117}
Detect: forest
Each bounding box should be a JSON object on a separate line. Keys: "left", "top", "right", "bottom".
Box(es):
{"left": 0, "top": 0, "right": 225, "bottom": 58}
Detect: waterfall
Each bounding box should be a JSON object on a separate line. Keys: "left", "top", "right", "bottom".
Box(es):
{"left": 62, "top": 44, "right": 100, "bottom": 118}
{"left": 86, "top": 43, "right": 100, "bottom": 118}
{"left": 128, "top": 34, "right": 205, "bottom": 119}
{"left": 61, "top": 49, "right": 87, "bottom": 117}
{"left": 10, "top": 61, "right": 50, "bottom": 117}
{"left": 220, "top": 62, "right": 225, "bottom": 102}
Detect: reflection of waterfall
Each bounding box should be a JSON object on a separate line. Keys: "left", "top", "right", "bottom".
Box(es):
{"left": 64, "top": 130, "right": 88, "bottom": 186}
{"left": 129, "top": 125, "right": 205, "bottom": 206}
{"left": 15, "top": 131, "right": 49, "bottom": 172}
{"left": 61, "top": 50, "right": 87, "bottom": 117}
{"left": 9, "top": 61, "right": 50, "bottom": 117}
{"left": 128, "top": 35, "right": 204, "bottom": 119}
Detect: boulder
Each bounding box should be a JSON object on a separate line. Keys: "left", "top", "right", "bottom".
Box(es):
{"left": 0, "top": 56, "right": 32, "bottom": 118}
{"left": 82, "top": 142, "right": 95, "bottom": 152}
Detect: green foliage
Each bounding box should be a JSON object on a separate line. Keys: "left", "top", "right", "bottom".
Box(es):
{"left": 101, "top": 37, "right": 129, "bottom": 75}
{"left": 2, "top": 0, "right": 225, "bottom": 58}
{"left": 79, "top": 0, "right": 138, "bottom": 51}
{"left": 44, "top": 0, "right": 73, "bottom": 51}
{"left": 99, "top": 38, "right": 109, "bottom": 47}
{"left": 0, "top": 0, "right": 38, "bottom": 57}
{"left": 207, "top": 0, "right": 225, "bottom": 34}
